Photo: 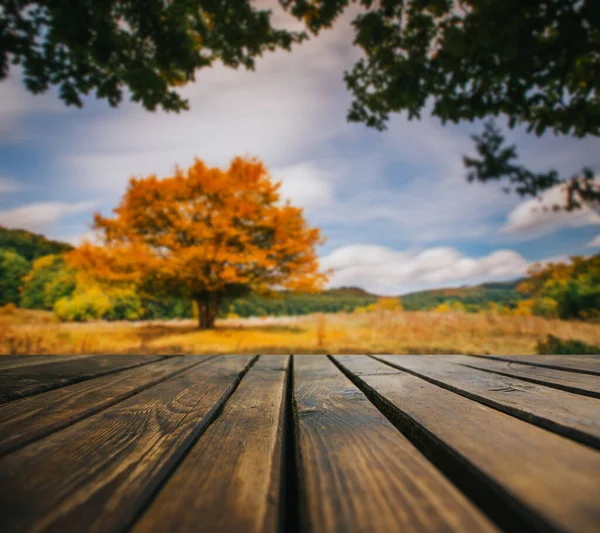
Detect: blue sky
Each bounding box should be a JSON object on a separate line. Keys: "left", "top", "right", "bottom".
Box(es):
{"left": 0, "top": 7, "right": 599, "bottom": 295}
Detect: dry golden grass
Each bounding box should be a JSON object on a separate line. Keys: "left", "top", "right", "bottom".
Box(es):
{"left": 1, "top": 309, "right": 599, "bottom": 355}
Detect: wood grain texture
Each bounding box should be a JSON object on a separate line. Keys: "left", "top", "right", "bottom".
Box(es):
{"left": 333, "top": 355, "right": 600, "bottom": 533}
{"left": 0, "top": 354, "right": 165, "bottom": 403}
{"left": 473, "top": 354, "right": 600, "bottom": 376}
{"left": 0, "top": 355, "right": 255, "bottom": 533}
{"left": 443, "top": 354, "right": 600, "bottom": 399}
{"left": 0, "top": 356, "right": 212, "bottom": 455}
{"left": 293, "top": 355, "right": 498, "bottom": 533}
{"left": 131, "top": 355, "right": 290, "bottom": 533}
{"left": 0, "top": 355, "right": 94, "bottom": 370}
{"left": 375, "top": 355, "right": 600, "bottom": 449}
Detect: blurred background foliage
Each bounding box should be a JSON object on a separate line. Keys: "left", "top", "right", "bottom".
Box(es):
{"left": 1, "top": 226, "right": 598, "bottom": 324}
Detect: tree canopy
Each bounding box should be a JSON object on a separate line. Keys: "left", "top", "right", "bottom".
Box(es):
{"left": 1, "top": 0, "right": 301, "bottom": 111}
{"left": 68, "top": 156, "right": 326, "bottom": 328}
{"left": 20, "top": 254, "right": 76, "bottom": 310}
{"left": 518, "top": 254, "right": 600, "bottom": 319}
{"left": 3, "top": 1, "right": 598, "bottom": 206}
{"left": 0, "top": 249, "right": 29, "bottom": 306}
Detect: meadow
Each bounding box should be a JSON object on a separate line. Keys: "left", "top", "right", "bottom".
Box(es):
{"left": 2, "top": 307, "right": 599, "bottom": 356}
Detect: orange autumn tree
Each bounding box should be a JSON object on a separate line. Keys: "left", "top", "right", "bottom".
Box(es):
{"left": 70, "top": 157, "right": 327, "bottom": 329}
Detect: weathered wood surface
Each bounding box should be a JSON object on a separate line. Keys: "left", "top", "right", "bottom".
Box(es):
{"left": 375, "top": 354, "right": 600, "bottom": 448}
{"left": 472, "top": 354, "right": 600, "bottom": 376}
{"left": 0, "top": 354, "right": 165, "bottom": 403}
{"left": 0, "top": 355, "right": 94, "bottom": 371}
{"left": 132, "top": 355, "right": 288, "bottom": 533}
{"left": 0, "top": 353, "right": 598, "bottom": 533}
{"left": 0, "top": 355, "right": 254, "bottom": 533}
{"left": 333, "top": 355, "right": 600, "bottom": 533}
{"left": 293, "top": 355, "right": 497, "bottom": 533}
{"left": 447, "top": 354, "right": 600, "bottom": 398}
{"left": 0, "top": 356, "right": 211, "bottom": 455}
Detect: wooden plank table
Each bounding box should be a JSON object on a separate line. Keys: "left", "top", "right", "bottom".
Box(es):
{"left": 0, "top": 353, "right": 598, "bottom": 533}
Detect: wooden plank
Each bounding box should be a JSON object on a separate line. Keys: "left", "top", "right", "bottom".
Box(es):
{"left": 131, "top": 355, "right": 290, "bottom": 533}
{"left": 473, "top": 354, "right": 600, "bottom": 376}
{"left": 444, "top": 354, "right": 600, "bottom": 399}
{"left": 375, "top": 355, "right": 600, "bottom": 449}
{"left": 0, "top": 355, "right": 255, "bottom": 533}
{"left": 0, "top": 355, "right": 94, "bottom": 370}
{"left": 0, "top": 354, "right": 165, "bottom": 403}
{"left": 290, "top": 355, "right": 497, "bottom": 533}
{"left": 333, "top": 355, "right": 600, "bottom": 533}
{"left": 0, "top": 355, "right": 212, "bottom": 455}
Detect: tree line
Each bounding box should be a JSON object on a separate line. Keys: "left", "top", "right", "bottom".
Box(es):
{"left": 0, "top": 244, "right": 378, "bottom": 320}
{"left": 2, "top": 224, "right": 598, "bottom": 322}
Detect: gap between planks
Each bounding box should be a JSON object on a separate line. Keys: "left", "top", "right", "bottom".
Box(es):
{"left": 443, "top": 354, "right": 600, "bottom": 399}
{"left": 0, "top": 354, "right": 168, "bottom": 403}
{"left": 331, "top": 355, "right": 600, "bottom": 533}
{"left": 466, "top": 354, "right": 600, "bottom": 377}
{"left": 0, "top": 355, "right": 258, "bottom": 533}
{"left": 0, "top": 355, "right": 215, "bottom": 456}
{"left": 372, "top": 354, "right": 600, "bottom": 450}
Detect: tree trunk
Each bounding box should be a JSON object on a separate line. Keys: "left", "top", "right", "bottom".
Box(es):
{"left": 195, "top": 292, "right": 221, "bottom": 330}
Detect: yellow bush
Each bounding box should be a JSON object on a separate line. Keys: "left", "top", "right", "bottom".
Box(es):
{"left": 376, "top": 297, "right": 404, "bottom": 312}
{"left": 486, "top": 302, "right": 512, "bottom": 315}
{"left": 435, "top": 301, "right": 466, "bottom": 313}
{"left": 357, "top": 298, "right": 403, "bottom": 314}
{"left": 0, "top": 303, "right": 17, "bottom": 315}
{"left": 450, "top": 301, "right": 466, "bottom": 313}
{"left": 54, "top": 288, "right": 112, "bottom": 322}
{"left": 513, "top": 299, "right": 535, "bottom": 316}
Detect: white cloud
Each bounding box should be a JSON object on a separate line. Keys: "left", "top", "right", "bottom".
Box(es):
{"left": 0, "top": 177, "right": 20, "bottom": 194}
{"left": 320, "top": 244, "right": 529, "bottom": 295}
{"left": 503, "top": 181, "right": 600, "bottom": 236}
{"left": 295, "top": 109, "right": 521, "bottom": 244}
{"left": 273, "top": 162, "right": 334, "bottom": 207}
{"left": 0, "top": 201, "right": 97, "bottom": 232}
{"left": 587, "top": 235, "right": 600, "bottom": 248}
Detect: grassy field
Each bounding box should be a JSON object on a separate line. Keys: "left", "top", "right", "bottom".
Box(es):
{"left": 1, "top": 307, "right": 599, "bottom": 355}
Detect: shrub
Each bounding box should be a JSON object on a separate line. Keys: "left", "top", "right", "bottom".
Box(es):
{"left": 0, "top": 302, "right": 17, "bottom": 315}
{"left": 486, "top": 302, "right": 512, "bottom": 315}
{"left": 376, "top": 297, "right": 404, "bottom": 312}
{"left": 54, "top": 288, "right": 112, "bottom": 322}
{"left": 0, "top": 249, "right": 30, "bottom": 305}
{"left": 358, "top": 297, "right": 404, "bottom": 314}
{"left": 513, "top": 299, "right": 535, "bottom": 316}
{"left": 21, "top": 254, "right": 75, "bottom": 309}
{"left": 537, "top": 334, "right": 600, "bottom": 355}
{"left": 520, "top": 255, "right": 600, "bottom": 319}
{"left": 104, "top": 289, "right": 143, "bottom": 321}
{"left": 533, "top": 297, "right": 559, "bottom": 318}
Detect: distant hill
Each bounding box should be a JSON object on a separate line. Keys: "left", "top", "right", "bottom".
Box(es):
{"left": 0, "top": 226, "right": 73, "bottom": 261}
{"left": 226, "top": 288, "right": 379, "bottom": 317}
{"left": 401, "top": 279, "right": 524, "bottom": 311}
{"left": 226, "top": 280, "right": 524, "bottom": 317}
{"left": 325, "top": 286, "right": 374, "bottom": 298}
